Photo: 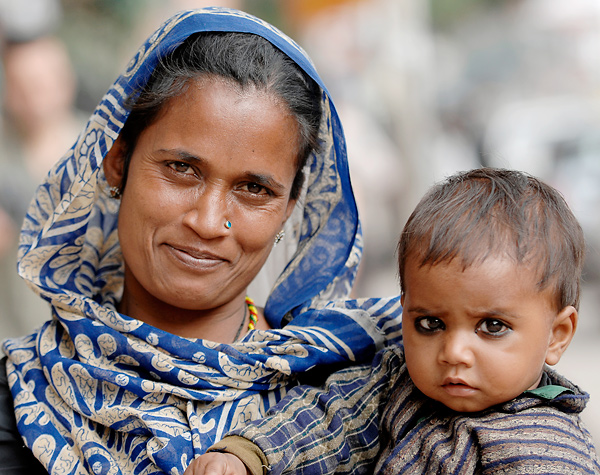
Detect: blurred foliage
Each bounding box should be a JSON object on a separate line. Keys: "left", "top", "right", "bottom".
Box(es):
{"left": 58, "top": 0, "right": 147, "bottom": 110}
{"left": 244, "top": 0, "right": 284, "bottom": 29}
{"left": 429, "top": 0, "right": 502, "bottom": 30}
{"left": 56, "top": 0, "right": 287, "bottom": 110}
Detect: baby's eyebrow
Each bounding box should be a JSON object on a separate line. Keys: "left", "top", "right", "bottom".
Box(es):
{"left": 403, "top": 305, "right": 435, "bottom": 315}
{"left": 470, "top": 309, "right": 520, "bottom": 320}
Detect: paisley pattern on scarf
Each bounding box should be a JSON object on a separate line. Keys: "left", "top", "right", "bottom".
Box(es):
{"left": 2, "top": 8, "right": 402, "bottom": 475}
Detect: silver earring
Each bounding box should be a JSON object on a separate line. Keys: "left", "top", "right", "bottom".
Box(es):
{"left": 110, "top": 186, "right": 122, "bottom": 199}
{"left": 225, "top": 220, "right": 232, "bottom": 229}
{"left": 274, "top": 230, "right": 285, "bottom": 245}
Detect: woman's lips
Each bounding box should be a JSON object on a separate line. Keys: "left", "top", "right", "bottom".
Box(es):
{"left": 165, "top": 244, "right": 228, "bottom": 269}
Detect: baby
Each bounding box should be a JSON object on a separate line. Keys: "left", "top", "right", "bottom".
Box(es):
{"left": 186, "top": 168, "right": 600, "bottom": 474}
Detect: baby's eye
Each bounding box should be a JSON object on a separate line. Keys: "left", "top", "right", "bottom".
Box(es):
{"left": 477, "top": 319, "right": 511, "bottom": 337}
{"left": 415, "top": 317, "right": 445, "bottom": 333}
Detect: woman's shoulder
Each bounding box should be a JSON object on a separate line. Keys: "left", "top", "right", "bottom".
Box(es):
{"left": 0, "top": 356, "right": 47, "bottom": 474}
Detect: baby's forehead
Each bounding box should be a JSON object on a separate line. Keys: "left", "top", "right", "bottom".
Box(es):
{"left": 406, "top": 252, "right": 559, "bottom": 306}
{"left": 410, "top": 248, "right": 535, "bottom": 273}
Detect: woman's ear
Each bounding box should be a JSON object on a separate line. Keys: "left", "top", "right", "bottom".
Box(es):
{"left": 103, "top": 136, "right": 126, "bottom": 188}
{"left": 545, "top": 305, "right": 578, "bottom": 366}
{"left": 284, "top": 197, "right": 297, "bottom": 222}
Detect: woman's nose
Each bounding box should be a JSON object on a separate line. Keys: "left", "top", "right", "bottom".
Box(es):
{"left": 181, "top": 187, "right": 229, "bottom": 239}
{"left": 439, "top": 331, "right": 475, "bottom": 367}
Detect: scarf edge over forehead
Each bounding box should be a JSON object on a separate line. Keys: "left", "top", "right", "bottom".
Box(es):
{"left": 3, "top": 7, "right": 403, "bottom": 475}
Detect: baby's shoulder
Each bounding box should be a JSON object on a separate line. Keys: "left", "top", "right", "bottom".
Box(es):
{"left": 472, "top": 404, "right": 600, "bottom": 473}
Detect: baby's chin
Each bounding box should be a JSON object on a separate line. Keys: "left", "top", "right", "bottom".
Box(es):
{"left": 437, "top": 398, "right": 492, "bottom": 413}
{"left": 428, "top": 389, "right": 527, "bottom": 413}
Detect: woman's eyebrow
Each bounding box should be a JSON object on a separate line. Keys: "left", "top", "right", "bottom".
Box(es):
{"left": 160, "top": 148, "right": 206, "bottom": 163}
{"left": 244, "top": 173, "right": 286, "bottom": 192}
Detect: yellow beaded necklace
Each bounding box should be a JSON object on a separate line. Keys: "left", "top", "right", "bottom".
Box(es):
{"left": 232, "top": 296, "right": 259, "bottom": 341}
{"left": 245, "top": 296, "right": 258, "bottom": 330}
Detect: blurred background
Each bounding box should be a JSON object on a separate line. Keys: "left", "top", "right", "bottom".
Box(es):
{"left": 1, "top": 0, "right": 598, "bottom": 444}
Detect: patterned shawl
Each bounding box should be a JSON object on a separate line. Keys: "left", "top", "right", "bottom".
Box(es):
{"left": 2, "top": 7, "right": 402, "bottom": 475}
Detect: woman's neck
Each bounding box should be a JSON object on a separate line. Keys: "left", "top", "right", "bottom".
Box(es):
{"left": 118, "top": 281, "right": 251, "bottom": 342}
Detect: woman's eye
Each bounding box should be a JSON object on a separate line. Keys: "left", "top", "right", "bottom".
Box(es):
{"left": 244, "top": 182, "right": 269, "bottom": 195}
{"left": 477, "top": 319, "right": 511, "bottom": 337}
{"left": 415, "top": 317, "right": 445, "bottom": 333}
{"left": 168, "top": 161, "right": 195, "bottom": 175}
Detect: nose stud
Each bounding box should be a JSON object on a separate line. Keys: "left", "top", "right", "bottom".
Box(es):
{"left": 225, "top": 220, "right": 232, "bottom": 229}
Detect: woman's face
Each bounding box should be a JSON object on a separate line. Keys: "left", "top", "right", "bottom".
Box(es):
{"left": 107, "top": 77, "right": 299, "bottom": 323}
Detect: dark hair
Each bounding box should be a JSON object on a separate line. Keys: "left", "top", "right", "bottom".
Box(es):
{"left": 397, "top": 167, "right": 585, "bottom": 310}
{"left": 118, "top": 31, "right": 322, "bottom": 200}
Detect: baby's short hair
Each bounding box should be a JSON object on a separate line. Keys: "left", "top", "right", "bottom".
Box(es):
{"left": 397, "top": 168, "right": 585, "bottom": 310}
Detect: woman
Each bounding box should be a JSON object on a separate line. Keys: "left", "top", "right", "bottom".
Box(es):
{"left": 0, "top": 7, "right": 402, "bottom": 475}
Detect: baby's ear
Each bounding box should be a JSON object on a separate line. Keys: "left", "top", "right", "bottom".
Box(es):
{"left": 545, "top": 305, "right": 578, "bottom": 366}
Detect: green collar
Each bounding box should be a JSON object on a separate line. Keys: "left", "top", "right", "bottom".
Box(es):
{"left": 525, "top": 384, "right": 572, "bottom": 399}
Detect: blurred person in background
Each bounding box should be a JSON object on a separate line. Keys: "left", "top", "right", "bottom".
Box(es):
{"left": 0, "top": 0, "right": 82, "bottom": 340}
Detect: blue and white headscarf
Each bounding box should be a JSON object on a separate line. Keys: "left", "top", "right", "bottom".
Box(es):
{"left": 3, "top": 8, "right": 402, "bottom": 475}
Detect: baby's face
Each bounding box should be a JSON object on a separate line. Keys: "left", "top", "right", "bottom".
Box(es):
{"left": 401, "top": 256, "right": 562, "bottom": 412}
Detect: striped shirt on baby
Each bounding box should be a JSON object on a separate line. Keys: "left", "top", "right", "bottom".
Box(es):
{"left": 225, "top": 346, "right": 600, "bottom": 474}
